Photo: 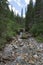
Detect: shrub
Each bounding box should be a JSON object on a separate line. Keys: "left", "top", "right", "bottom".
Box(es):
{"left": 30, "top": 23, "right": 43, "bottom": 37}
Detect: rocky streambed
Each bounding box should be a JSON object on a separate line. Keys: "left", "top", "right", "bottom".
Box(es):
{"left": 0, "top": 33, "right": 43, "bottom": 65}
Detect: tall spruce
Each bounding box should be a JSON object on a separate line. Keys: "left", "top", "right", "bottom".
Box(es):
{"left": 34, "top": 0, "right": 41, "bottom": 23}
{"left": 21, "top": 8, "right": 23, "bottom": 17}
{"left": 31, "top": 0, "right": 43, "bottom": 36}
{"left": 41, "top": 0, "right": 43, "bottom": 22}
{"left": 0, "top": 0, "right": 9, "bottom": 36}
{"left": 0, "top": 0, "right": 10, "bottom": 18}
{"left": 25, "top": 0, "right": 33, "bottom": 31}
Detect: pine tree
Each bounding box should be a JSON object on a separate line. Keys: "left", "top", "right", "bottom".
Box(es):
{"left": 25, "top": 0, "right": 33, "bottom": 31}
{"left": 0, "top": 0, "right": 10, "bottom": 18}
{"left": 40, "top": 0, "right": 43, "bottom": 22}
{"left": 34, "top": 0, "right": 41, "bottom": 23}
{"left": 21, "top": 8, "right": 23, "bottom": 17}
{"left": 0, "top": 0, "right": 9, "bottom": 36}
{"left": 31, "top": 0, "right": 43, "bottom": 36}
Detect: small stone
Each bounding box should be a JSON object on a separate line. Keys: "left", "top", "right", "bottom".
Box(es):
{"left": 13, "top": 45, "right": 18, "bottom": 49}
{"left": 21, "top": 54, "right": 25, "bottom": 59}
{"left": 29, "top": 60, "right": 35, "bottom": 64}
{"left": 40, "top": 44, "right": 43, "bottom": 48}
{"left": 18, "top": 39, "right": 22, "bottom": 42}
{"left": 29, "top": 44, "right": 33, "bottom": 48}
{"left": 27, "top": 45, "right": 29, "bottom": 47}
{"left": 12, "top": 51, "right": 14, "bottom": 56}
{"left": 0, "top": 53, "right": 2, "bottom": 58}
{"left": 37, "top": 46, "right": 40, "bottom": 49}
{"left": 16, "top": 41, "right": 18, "bottom": 43}
{"left": 25, "top": 53, "right": 28, "bottom": 56}
{"left": 16, "top": 63, "right": 20, "bottom": 65}
{"left": 19, "top": 42, "right": 24, "bottom": 47}
{"left": 33, "top": 54, "right": 39, "bottom": 59}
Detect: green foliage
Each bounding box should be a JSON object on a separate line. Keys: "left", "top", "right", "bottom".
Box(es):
{"left": 0, "top": 0, "right": 25, "bottom": 49}
{"left": 25, "top": 0, "right": 43, "bottom": 42}
{"left": 25, "top": 0, "right": 33, "bottom": 31}
{"left": 30, "top": 23, "right": 43, "bottom": 36}
{"left": 0, "top": 37, "right": 6, "bottom": 50}
{"left": 30, "top": 0, "right": 43, "bottom": 39}
{"left": 30, "top": 24, "right": 37, "bottom": 36}
{"left": 35, "top": 36, "right": 43, "bottom": 43}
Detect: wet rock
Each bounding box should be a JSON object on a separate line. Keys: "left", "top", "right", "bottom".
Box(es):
{"left": 19, "top": 32, "right": 23, "bottom": 38}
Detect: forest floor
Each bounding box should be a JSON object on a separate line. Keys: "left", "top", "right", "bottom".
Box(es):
{"left": 0, "top": 33, "right": 43, "bottom": 65}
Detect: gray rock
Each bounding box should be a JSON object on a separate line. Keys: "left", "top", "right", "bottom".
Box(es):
{"left": 13, "top": 45, "right": 18, "bottom": 49}
{"left": 33, "top": 54, "right": 39, "bottom": 59}
{"left": 19, "top": 42, "right": 24, "bottom": 47}
{"left": 2, "top": 44, "right": 13, "bottom": 60}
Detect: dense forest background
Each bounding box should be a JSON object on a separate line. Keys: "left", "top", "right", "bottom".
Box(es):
{"left": 0, "top": 0, "right": 43, "bottom": 49}
{"left": 25, "top": 0, "right": 43, "bottom": 42}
